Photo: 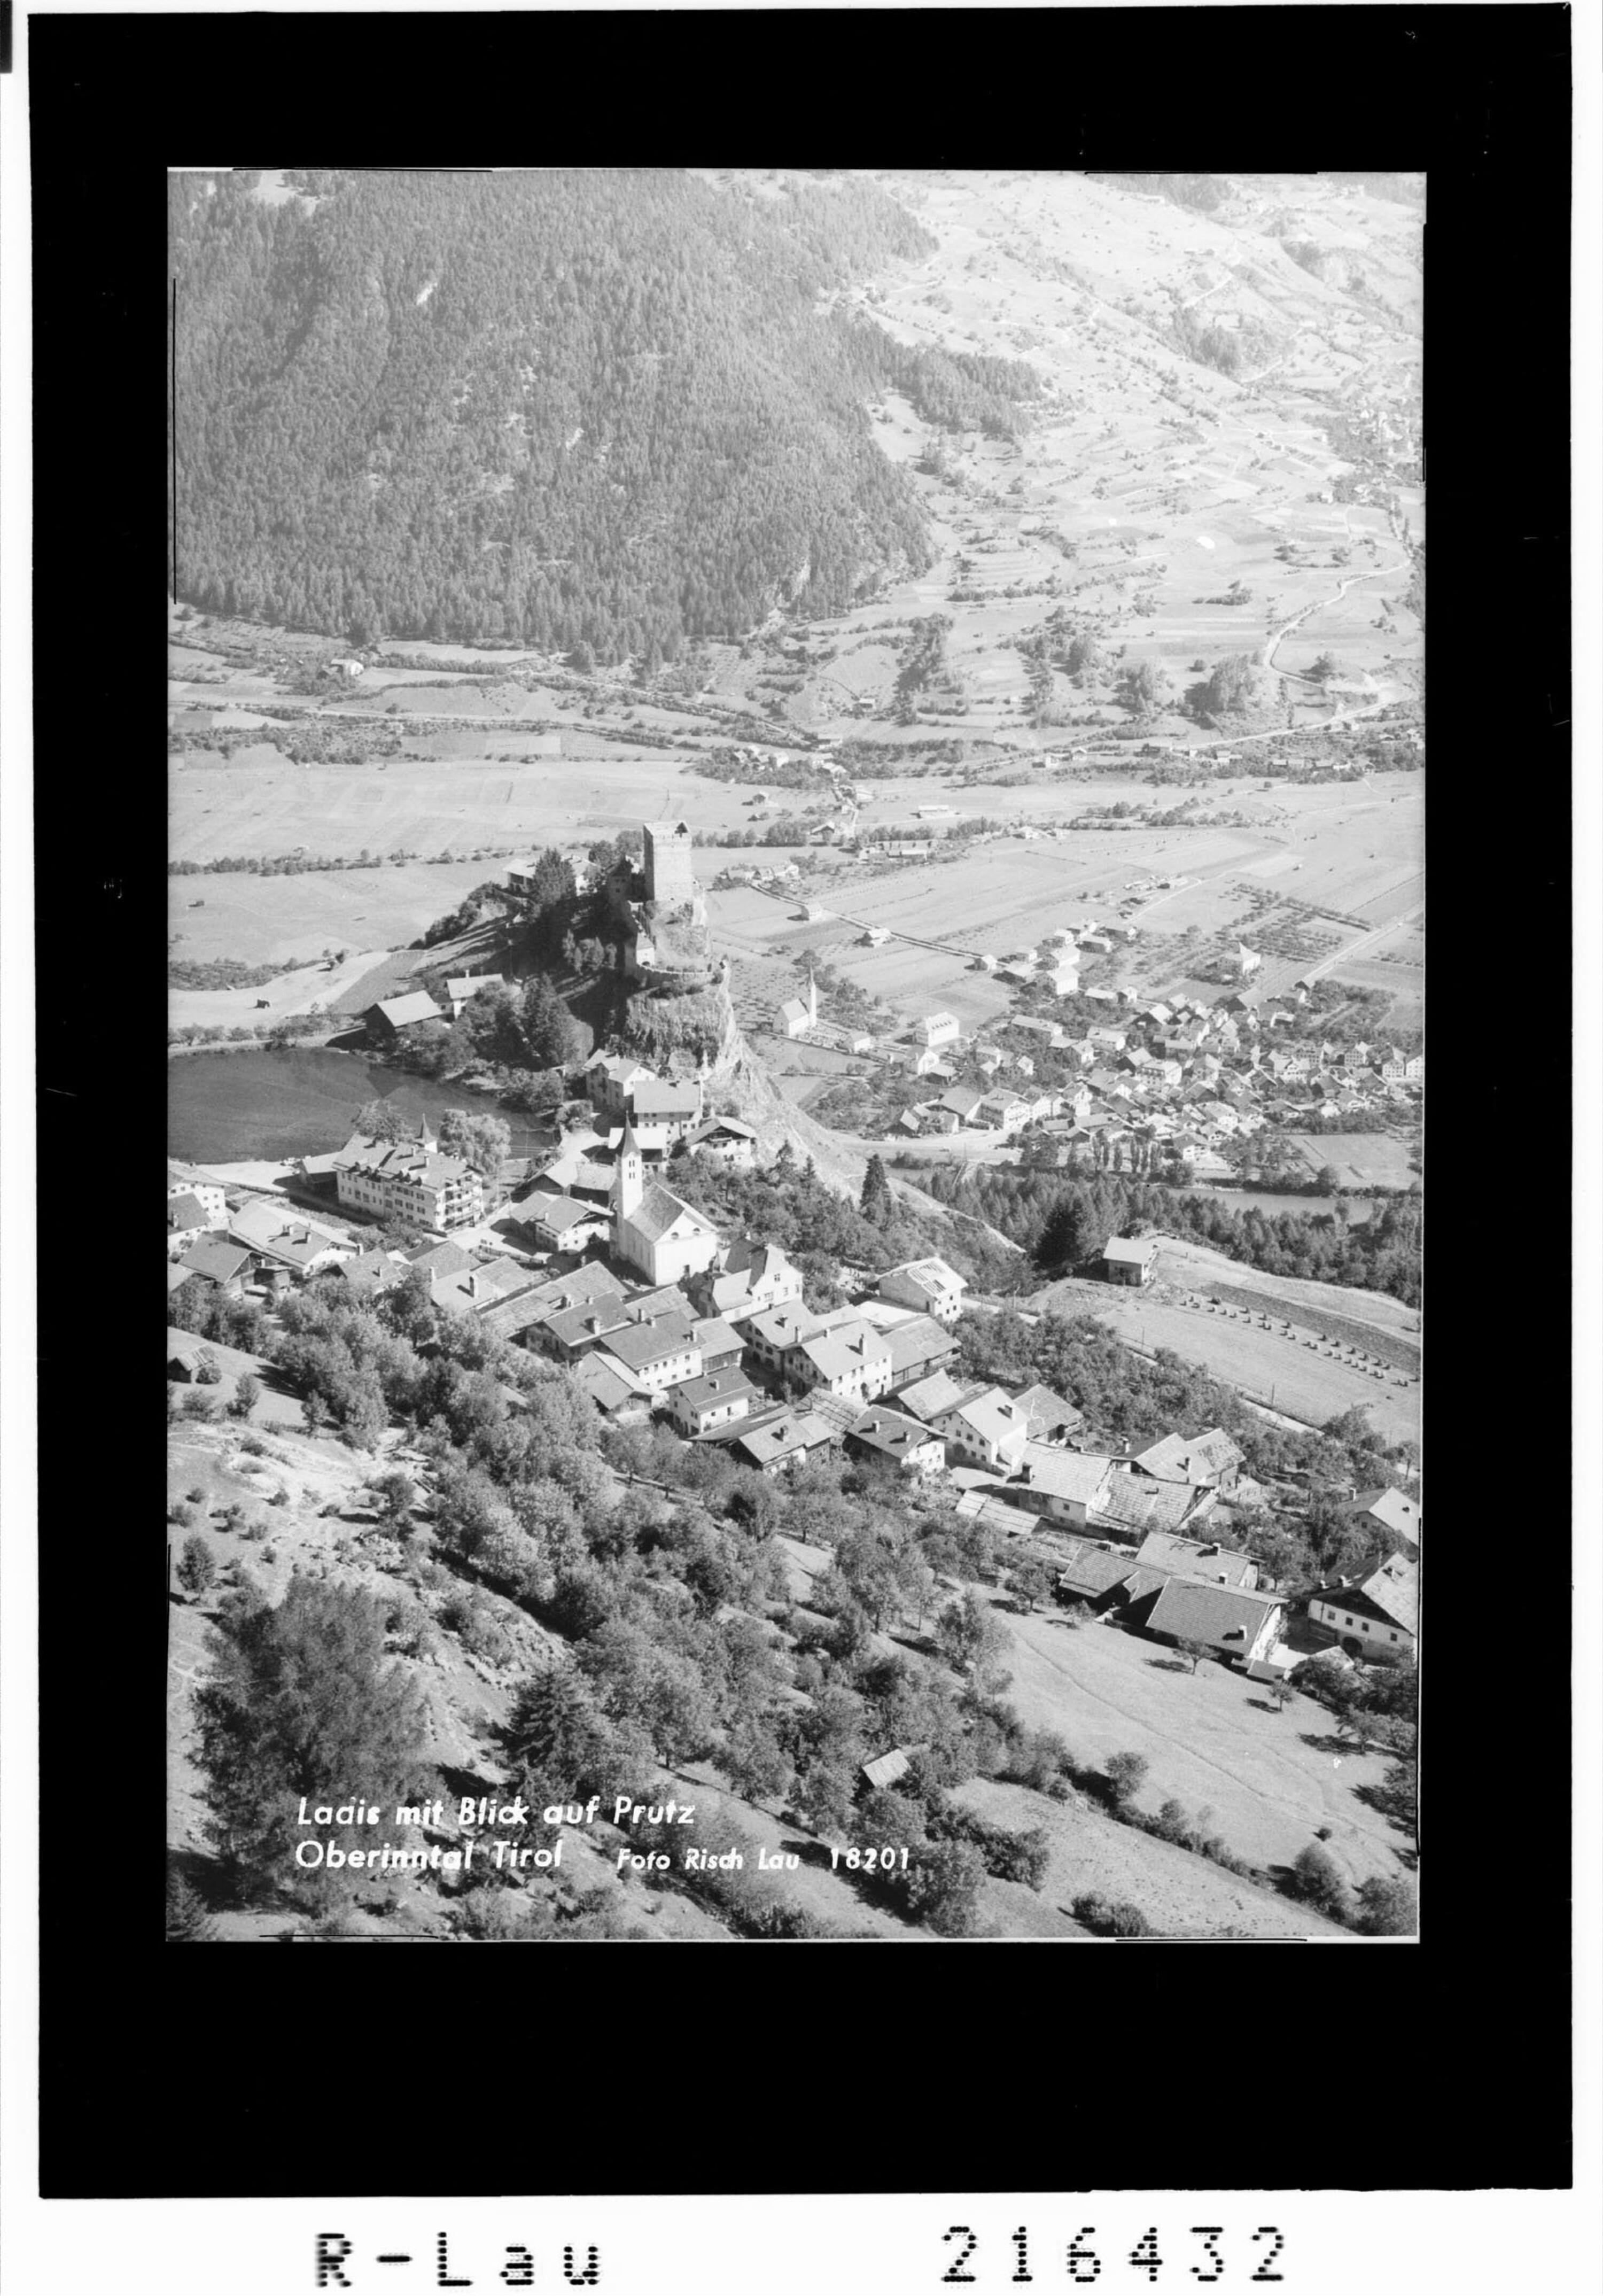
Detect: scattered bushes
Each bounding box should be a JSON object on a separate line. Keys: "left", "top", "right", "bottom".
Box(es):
{"left": 1072, "top": 1894, "right": 1153, "bottom": 1936}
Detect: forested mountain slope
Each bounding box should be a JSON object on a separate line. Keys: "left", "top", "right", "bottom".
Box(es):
{"left": 169, "top": 170, "right": 1039, "bottom": 657}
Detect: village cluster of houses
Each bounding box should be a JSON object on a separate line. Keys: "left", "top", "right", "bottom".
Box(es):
{"left": 169, "top": 825, "right": 1418, "bottom": 1685}
{"left": 168, "top": 1078, "right": 1418, "bottom": 1678}
{"left": 885, "top": 979, "right": 1422, "bottom": 1173}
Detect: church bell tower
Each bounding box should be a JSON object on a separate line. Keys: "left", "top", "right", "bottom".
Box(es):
{"left": 611, "top": 1120, "right": 644, "bottom": 1224}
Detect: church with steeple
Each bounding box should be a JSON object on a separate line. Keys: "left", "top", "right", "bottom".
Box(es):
{"left": 609, "top": 1118, "right": 722, "bottom": 1286}
{"left": 777, "top": 967, "right": 818, "bottom": 1040}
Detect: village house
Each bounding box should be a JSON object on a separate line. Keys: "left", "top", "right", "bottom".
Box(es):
{"left": 894, "top": 1369, "right": 979, "bottom": 1426}
{"left": 1012, "top": 1383, "right": 1085, "bottom": 1441}
{"left": 916, "top": 1011, "right": 961, "bottom": 1050}
{"left": 428, "top": 1257, "right": 539, "bottom": 1318}
{"left": 1132, "top": 1428, "right": 1244, "bottom": 1490}
{"left": 689, "top": 1237, "right": 804, "bottom": 1327}
{"left": 629, "top": 1077, "right": 705, "bottom": 1142}
{"left": 1308, "top": 1553, "right": 1418, "bottom": 1662}
{"left": 442, "top": 973, "right": 508, "bottom": 1020}
{"left": 877, "top": 1256, "right": 967, "bottom": 1324}
{"left": 587, "top": 1052, "right": 657, "bottom": 1119}
{"left": 1011, "top": 1444, "right": 1116, "bottom": 1528}
{"left": 168, "top": 1162, "right": 229, "bottom": 1225}
{"left": 334, "top": 1123, "right": 486, "bottom": 1234}
{"left": 669, "top": 1368, "right": 759, "bottom": 1438}
{"left": 1055, "top": 1548, "right": 1170, "bottom": 1613}
{"left": 176, "top": 1236, "right": 253, "bottom": 1296}
{"left": 880, "top": 1313, "right": 959, "bottom": 1391}
{"left": 690, "top": 1316, "right": 746, "bottom": 1375}
{"left": 593, "top": 1310, "right": 703, "bottom": 1397}
{"left": 931, "top": 1084, "right": 988, "bottom": 1133}
{"left": 976, "top": 1092, "right": 1033, "bottom": 1137}
{"left": 1341, "top": 1484, "right": 1422, "bottom": 1560}
{"left": 1090, "top": 1473, "right": 1217, "bottom": 1545}
{"left": 1134, "top": 1532, "right": 1258, "bottom": 1589}
{"left": 528, "top": 1196, "right": 612, "bottom": 1254}
{"left": 166, "top": 1191, "right": 217, "bottom": 1260}
{"left": 788, "top": 1317, "right": 894, "bottom": 1406}
{"left": 684, "top": 1115, "right": 759, "bottom": 1168}
{"left": 930, "top": 1386, "right": 1030, "bottom": 1475}
{"left": 844, "top": 1408, "right": 947, "bottom": 1478}
{"left": 227, "top": 1199, "right": 357, "bottom": 1280}
{"left": 743, "top": 1302, "right": 823, "bottom": 1376}
{"left": 363, "top": 989, "right": 447, "bottom": 1050}
{"left": 1126, "top": 1578, "right": 1286, "bottom": 1668}
{"left": 569, "top": 1353, "right": 648, "bottom": 1421}
{"left": 1100, "top": 1235, "right": 1158, "bottom": 1286}
{"left": 335, "top": 1248, "right": 406, "bottom": 1303}
{"left": 727, "top": 1408, "right": 836, "bottom": 1477}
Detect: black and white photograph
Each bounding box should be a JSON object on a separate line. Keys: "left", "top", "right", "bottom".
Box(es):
{"left": 159, "top": 161, "right": 1429, "bottom": 1948}
{"left": 5, "top": 0, "right": 1591, "bottom": 2279}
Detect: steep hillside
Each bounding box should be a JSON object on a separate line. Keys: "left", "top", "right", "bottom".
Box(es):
{"left": 169, "top": 169, "right": 973, "bottom": 654}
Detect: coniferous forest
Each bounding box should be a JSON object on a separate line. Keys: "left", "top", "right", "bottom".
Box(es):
{"left": 168, "top": 170, "right": 1038, "bottom": 659}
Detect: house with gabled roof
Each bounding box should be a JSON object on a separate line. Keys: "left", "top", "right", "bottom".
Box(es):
{"left": 1012, "top": 1444, "right": 1116, "bottom": 1527}
{"left": 929, "top": 1386, "right": 1030, "bottom": 1475}
{"left": 228, "top": 1199, "right": 356, "bottom": 1278}
{"left": 1308, "top": 1556, "right": 1417, "bottom": 1664}
{"left": 529, "top": 1195, "right": 612, "bottom": 1254}
{"left": 1132, "top": 1428, "right": 1244, "bottom": 1490}
{"left": 882, "top": 1313, "right": 959, "bottom": 1390}
{"left": 844, "top": 1408, "right": 947, "bottom": 1478}
{"left": 363, "top": 989, "right": 446, "bottom": 1048}
{"left": 688, "top": 1238, "right": 804, "bottom": 1327}
{"left": 790, "top": 1319, "right": 893, "bottom": 1406}
{"left": 177, "top": 1236, "right": 254, "bottom": 1295}
{"left": 570, "top": 1352, "right": 648, "bottom": 1421}
{"left": 1012, "top": 1383, "right": 1085, "bottom": 1441}
{"left": 895, "top": 1368, "right": 978, "bottom": 1426}
{"left": 1101, "top": 1234, "right": 1158, "bottom": 1286}
{"left": 669, "top": 1369, "right": 759, "bottom": 1438}
{"left": 1090, "top": 1473, "right": 1217, "bottom": 1545}
{"left": 727, "top": 1408, "right": 837, "bottom": 1477}
{"left": 443, "top": 973, "right": 508, "bottom": 1019}
{"left": 1052, "top": 1541, "right": 1165, "bottom": 1611}
{"left": 166, "top": 1191, "right": 219, "bottom": 1258}
{"left": 1341, "top": 1484, "right": 1421, "bottom": 1560}
{"left": 686, "top": 1115, "right": 759, "bottom": 1168}
{"left": 588, "top": 1052, "right": 658, "bottom": 1118}
{"left": 1125, "top": 1578, "right": 1285, "bottom": 1668}
{"left": 878, "top": 1256, "right": 968, "bottom": 1323}
{"left": 1134, "top": 1532, "right": 1258, "bottom": 1589}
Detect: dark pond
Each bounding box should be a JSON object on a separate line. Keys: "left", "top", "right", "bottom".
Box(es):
{"left": 167, "top": 1046, "right": 553, "bottom": 1165}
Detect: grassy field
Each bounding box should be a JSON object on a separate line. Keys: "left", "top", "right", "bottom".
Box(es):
{"left": 977, "top": 1587, "right": 1405, "bottom": 1905}
{"left": 1282, "top": 1133, "right": 1421, "bottom": 1189}
{"left": 167, "top": 862, "right": 495, "bottom": 966}
{"left": 1090, "top": 1290, "right": 1420, "bottom": 1442}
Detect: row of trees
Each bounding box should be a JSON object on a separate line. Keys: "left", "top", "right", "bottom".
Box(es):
{"left": 915, "top": 1162, "right": 1423, "bottom": 1308}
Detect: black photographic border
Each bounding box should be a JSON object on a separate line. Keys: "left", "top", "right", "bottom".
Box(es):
{"left": 30, "top": 3, "right": 1571, "bottom": 2199}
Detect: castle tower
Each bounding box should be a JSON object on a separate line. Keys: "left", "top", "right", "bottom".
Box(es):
{"left": 642, "top": 818, "right": 697, "bottom": 909}
{"left": 611, "top": 1120, "right": 644, "bottom": 1224}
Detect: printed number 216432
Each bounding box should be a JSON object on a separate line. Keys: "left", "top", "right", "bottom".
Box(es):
{"left": 940, "top": 2227, "right": 1287, "bottom": 2284}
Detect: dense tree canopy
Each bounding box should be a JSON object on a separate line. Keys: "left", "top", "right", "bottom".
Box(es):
{"left": 167, "top": 171, "right": 1023, "bottom": 657}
